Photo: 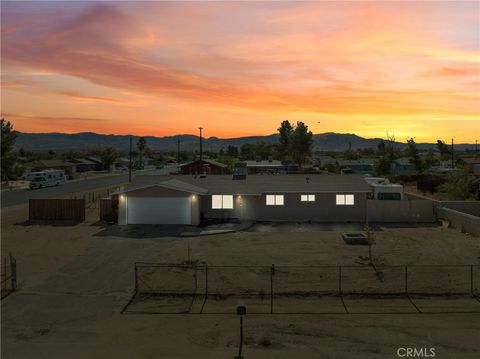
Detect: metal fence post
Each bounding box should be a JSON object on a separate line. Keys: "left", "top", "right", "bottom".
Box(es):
{"left": 405, "top": 265, "right": 408, "bottom": 295}
{"left": 471, "top": 265, "right": 474, "bottom": 296}
{"left": 9, "top": 253, "right": 16, "bottom": 291}
{"left": 339, "top": 266, "right": 342, "bottom": 295}
{"left": 270, "top": 264, "right": 275, "bottom": 314}
{"left": 134, "top": 263, "right": 138, "bottom": 295}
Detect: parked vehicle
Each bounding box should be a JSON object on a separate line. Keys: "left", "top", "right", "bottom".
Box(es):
{"left": 364, "top": 177, "right": 404, "bottom": 200}
{"left": 28, "top": 170, "right": 66, "bottom": 189}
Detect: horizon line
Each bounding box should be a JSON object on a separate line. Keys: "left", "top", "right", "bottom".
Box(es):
{"left": 14, "top": 130, "right": 477, "bottom": 145}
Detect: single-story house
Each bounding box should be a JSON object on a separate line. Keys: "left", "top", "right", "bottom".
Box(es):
{"left": 179, "top": 159, "right": 228, "bottom": 175}
{"left": 25, "top": 160, "right": 77, "bottom": 175}
{"left": 457, "top": 158, "right": 480, "bottom": 175}
{"left": 391, "top": 157, "right": 417, "bottom": 176}
{"left": 338, "top": 159, "right": 374, "bottom": 175}
{"left": 313, "top": 156, "right": 337, "bottom": 168}
{"left": 70, "top": 158, "right": 97, "bottom": 172}
{"left": 244, "top": 160, "right": 299, "bottom": 174}
{"left": 113, "top": 174, "right": 372, "bottom": 225}
{"left": 85, "top": 157, "right": 104, "bottom": 171}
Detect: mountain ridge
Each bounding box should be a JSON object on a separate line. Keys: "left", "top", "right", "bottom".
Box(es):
{"left": 13, "top": 131, "right": 476, "bottom": 152}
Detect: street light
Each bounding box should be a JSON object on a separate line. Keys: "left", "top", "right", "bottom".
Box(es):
{"left": 234, "top": 302, "right": 246, "bottom": 359}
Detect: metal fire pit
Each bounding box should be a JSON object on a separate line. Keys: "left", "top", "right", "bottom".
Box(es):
{"left": 342, "top": 232, "right": 368, "bottom": 245}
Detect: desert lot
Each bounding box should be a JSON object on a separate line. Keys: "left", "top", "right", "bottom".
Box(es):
{"left": 1, "top": 205, "right": 480, "bottom": 359}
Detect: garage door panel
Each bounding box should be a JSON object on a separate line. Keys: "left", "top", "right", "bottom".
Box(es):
{"left": 127, "top": 197, "right": 191, "bottom": 224}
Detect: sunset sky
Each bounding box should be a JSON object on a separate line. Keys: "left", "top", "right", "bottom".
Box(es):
{"left": 1, "top": 1, "right": 479, "bottom": 142}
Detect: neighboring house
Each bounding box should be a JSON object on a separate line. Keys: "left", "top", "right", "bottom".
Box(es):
{"left": 115, "top": 157, "right": 131, "bottom": 169}
{"left": 457, "top": 158, "right": 480, "bottom": 175}
{"left": 113, "top": 174, "right": 372, "bottom": 225}
{"left": 391, "top": 157, "right": 417, "bottom": 176}
{"left": 244, "top": 160, "right": 299, "bottom": 174}
{"left": 25, "top": 160, "right": 77, "bottom": 175}
{"left": 426, "top": 167, "right": 463, "bottom": 175}
{"left": 70, "top": 158, "right": 97, "bottom": 172}
{"left": 85, "top": 157, "right": 104, "bottom": 171}
{"left": 179, "top": 159, "right": 228, "bottom": 175}
{"left": 313, "top": 156, "right": 337, "bottom": 168}
{"left": 338, "top": 159, "right": 374, "bottom": 175}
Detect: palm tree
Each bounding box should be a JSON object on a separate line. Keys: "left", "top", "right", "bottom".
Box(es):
{"left": 136, "top": 137, "right": 147, "bottom": 169}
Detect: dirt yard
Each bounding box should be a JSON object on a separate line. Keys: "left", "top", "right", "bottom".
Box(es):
{"left": 2, "top": 205, "right": 480, "bottom": 358}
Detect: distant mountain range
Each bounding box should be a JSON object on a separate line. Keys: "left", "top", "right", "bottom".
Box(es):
{"left": 13, "top": 131, "right": 476, "bottom": 152}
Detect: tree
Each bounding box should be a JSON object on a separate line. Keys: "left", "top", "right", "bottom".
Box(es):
{"left": 1, "top": 119, "right": 19, "bottom": 183}
{"left": 343, "top": 149, "right": 360, "bottom": 160}
{"left": 277, "top": 121, "right": 313, "bottom": 167}
{"left": 98, "top": 147, "right": 118, "bottom": 172}
{"left": 422, "top": 149, "right": 438, "bottom": 169}
{"left": 136, "top": 137, "right": 147, "bottom": 169}
{"left": 1, "top": 118, "right": 17, "bottom": 155}
{"left": 227, "top": 145, "right": 239, "bottom": 157}
{"left": 240, "top": 144, "right": 255, "bottom": 160}
{"left": 277, "top": 120, "right": 293, "bottom": 158}
{"left": 436, "top": 140, "right": 451, "bottom": 161}
{"left": 364, "top": 225, "right": 375, "bottom": 265}
{"left": 375, "top": 139, "right": 396, "bottom": 176}
{"left": 406, "top": 137, "right": 424, "bottom": 174}
{"left": 437, "top": 174, "right": 477, "bottom": 200}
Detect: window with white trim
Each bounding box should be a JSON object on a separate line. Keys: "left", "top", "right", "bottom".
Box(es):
{"left": 212, "top": 195, "right": 234, "bottom": 209}
{"left": 336, "top": 194, "right": 354, "bottom": 205}
{"left": 266, "top": 194, "right": 284, "bottom": 206}
{"left": 301, "top": 194, "right": 315, "bottom": 202}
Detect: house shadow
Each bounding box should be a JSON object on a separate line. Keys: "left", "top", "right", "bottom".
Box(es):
{"left": 93, "top": 224, "right": 196, "bottom": 239}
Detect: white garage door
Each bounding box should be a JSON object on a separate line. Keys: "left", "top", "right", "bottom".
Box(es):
{"left": 127, "top": 197, "right": 191, "bottom": 224}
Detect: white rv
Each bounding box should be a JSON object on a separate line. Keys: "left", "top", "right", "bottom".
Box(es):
{"left": 365, "top": 177, "right": 404, "bottom": 200}
{"left": 28, "top": 170, "right": 66, "bottom": 189}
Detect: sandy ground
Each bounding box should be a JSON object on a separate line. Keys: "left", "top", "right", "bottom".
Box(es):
{"left": 2, "top": 205, "right": 480, "bottom": 358}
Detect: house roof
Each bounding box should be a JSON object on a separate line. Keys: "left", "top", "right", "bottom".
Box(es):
{"left": 244, "top": 160, "right": 283, "bottom": 167}
{"left": 71, "top": 158, "right": 96, "bottom": 165}
{"left": 118, "top": 174, "right": 372, "bottom": 195}
{"left": 458, "top": 157, "right": 480, "bottom": 165}
{"left": 338, "top": 159, "right": 374, "bottom": 166}
{"left": 113, "top": 179, "right": 209, "bottom": 195}
{"left": 26, "top": 160, "right": 75, "bottom": 168}
{"left": 85, "top": 156, "right": 102, "bottom": 164}
{"left": 180, "top": 159, "right": 227, "bottom": 168}
{"left": 393, "top": 157, "right": 414, "bottom": 166}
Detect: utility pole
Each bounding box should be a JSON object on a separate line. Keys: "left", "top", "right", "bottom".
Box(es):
{"left": 451, "top": 138, "right": 454, "bottom": 168}
{"left": 199, "top": 127, "right": 203, "bottom": 161}
{"left": 129, "top": 136, "right": 133, "bottom": 183}
{"left": 177, "top": 138, "right": 180, "bottom": 164}
{"left": 475, "top": 140, "right": 478, "bottom": 158}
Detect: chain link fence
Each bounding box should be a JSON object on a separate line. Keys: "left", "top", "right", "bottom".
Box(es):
{"left": 123, "top": 263, "right": 480, "bottom": 314}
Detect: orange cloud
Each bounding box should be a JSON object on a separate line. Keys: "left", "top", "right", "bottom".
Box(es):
{"left": 1, "top": 1, "right": 479, "bottom": 142}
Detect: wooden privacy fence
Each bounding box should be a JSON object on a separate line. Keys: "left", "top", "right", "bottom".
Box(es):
{"left": 29, "top": 199, "right": 85, "bottom": 221}
{"left": 100, "top": 199, "right": 119, "bottom": 223}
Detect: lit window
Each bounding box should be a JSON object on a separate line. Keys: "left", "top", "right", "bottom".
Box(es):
{"left": 212, "top": 195, "right": 233, "bottom": 209}
{"left": 212, "top": 195, "right": 222, "bottom": 209}
{"left": 336, "top": 194, "right": 354, "bottom": 205}
{"left": 345, "top": 194, "right": 354, "bottom": 205}
{"left": 336, "top": 194, "right": 345, "bottom": 205}
{"left": 266, "top": 194, "right": 284, "bottom": 206}
{"left": 223, "top": 195, "right": 233, "bottom": 209}
{"left": 301, "top": 194, "right": 315, "bottom": 202}
{"left": 266, "top": 195, "right": 275, "bottom": 206}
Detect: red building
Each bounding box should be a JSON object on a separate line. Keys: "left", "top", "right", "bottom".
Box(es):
{"left": 179, "top": 159, "right": 228, "bottom": 175}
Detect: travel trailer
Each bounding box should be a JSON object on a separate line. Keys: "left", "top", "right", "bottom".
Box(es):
{"left": 28, "top": 170, "right": 66, "bottom": 189}
{"left": 364, "top": 177, "right": 404, "bottom": 200}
